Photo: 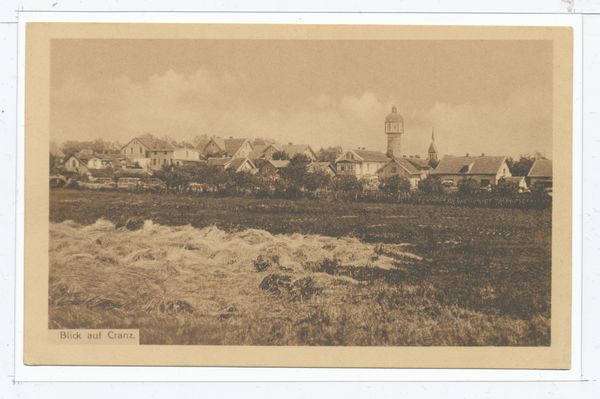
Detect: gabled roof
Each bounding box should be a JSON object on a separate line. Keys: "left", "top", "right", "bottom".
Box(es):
{"left": 123, "top": 136, "right": 175, "bottom": 151}
{"left": 433, "top": 156, "right": 507, "bottom": 175}
{"left": 376, "top": 158, "right": 421, "bottom": 175}
{"left": 227, "top": 157, "right": 255, "bottom": 172}
{"left": 337, "top": 149, "right": 390, "bottom": 163}
{"left": 406, "top": 158, "right": 432, "bottom": 170}
{"left": 137, "top": 136, "right": 175, "bottom": 151}
{"left": 193, "top": 137, "right": 211, "bottom": 152}
{"left": 266, "top": 160, "right": 291, "bottom": 169}
{"left": 308, "top": 162, "right": 335, "bottom": 173}
{"left": 282, "top": 144, "right": 315, "bottom": 159}
{"left": 206, "top": 157, "right": 232, "bottom": 167}
{"left": 527, "top": 159, "right": 552, "bottom": 178}
{"left": 225, "top": 139, "right": 252, "bottom": 156}
{"left": 248, "top": 145, "right": 269, "bottom": 159}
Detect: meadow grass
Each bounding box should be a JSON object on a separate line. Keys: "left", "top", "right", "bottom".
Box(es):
{"left": 48, "top": 189, "right": 552, "bottom": 346}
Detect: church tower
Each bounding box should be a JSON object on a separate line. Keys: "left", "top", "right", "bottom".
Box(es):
{"left": 428, "top": 128, "right": 438, "bottom": 162}
{"left": 385, "top": 105, "right": 404, "bottom": 158}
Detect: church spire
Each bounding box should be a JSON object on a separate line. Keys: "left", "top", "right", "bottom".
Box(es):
{"left": 432, "top": 127, "right": 435, "bottom": 142}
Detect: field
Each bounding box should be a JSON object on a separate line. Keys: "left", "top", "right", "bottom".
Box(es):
{"left": 49, "top": 189, "right": 551, "bottom": 346}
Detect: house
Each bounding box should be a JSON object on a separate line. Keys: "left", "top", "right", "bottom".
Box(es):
{"left": 260, "top": 160, "right": 290, "bottom": 177}
{"left": 502, "top": 176, "right": 528, "bottom": 193}
{"left": 307, "top": 162, "right": 337, "bottom": 176}
{"left": 335, "top": 148, "right": 390, "bottom": 179}
{"left": 63, "top": 154, "right": 90, "bottom": 175}
{"left": 376, "top": 158, "right": 425, "bottom": 189}
{"left": 88, "top": 168, "right": 115, "bottom": 182}
{"left": 432, "top": 154, "right": 512, "bottom": 188}
{"left": 85, "top": 153, "right": 135, "bottom": 170}
{"left": 527, "top": 159, "right": 552, "bottom": 188}
{"left": 121, "top": 136, "right": 175, "bottom": 168}
{"left": 148, "top": 148, "right": 202, "bottom": 169}
{"left": 206, "top": 157, "right": 256, "bottom": 172}
{"left": 250, "top": 143, "right": 317, "bottom": 161}
{"left": 115, "top": 168, "right": 153, "bottom": 179}
{"left": 198, "top": 137, "right": 254, "bottom": 159}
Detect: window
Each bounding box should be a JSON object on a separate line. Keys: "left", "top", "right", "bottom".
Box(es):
{"left": 367, "top": 164, "right": 370, "bottom": 171}
{"left": 139, "top": 147, "right": 143, "bottom": 154}
{"left": 164, "top": 151, "right": 167, "bottom": 155}
{"left": 392, "top": 167, "right": 397, "bottom": 174}
{"left": 130, "top": 148, "right": 133, "bottom": 154}
{"left": 72, "top": 160, "right": 76, "bottom": 167}
{"left": 154, "top": 151, "right": 157, "bottom": 155}
{"left": 341, "top": 166, "right": 345, "bottom": 171}
{"left": 186, "top": 151, "right": 189, "bottom": 157}
{"left": 480, "top": 179, "right": 490, "bottom": 187}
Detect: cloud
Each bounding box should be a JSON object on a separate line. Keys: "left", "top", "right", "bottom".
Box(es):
{"left": 51, "top": 70, "right": 552, "bottom": 158}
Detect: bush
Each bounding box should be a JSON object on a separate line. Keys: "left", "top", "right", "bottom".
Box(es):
{"left": 418, "top": 174, "right": 444, "bottom": 194}
{"left": 332, "top": 175, "right": 362, "bottom": 192}
{"left": 493, "top": 178, "right": 519, "bottom": 195}
{"left": 457, "top": 178, "right": 482, "bottom": 195}
{"left": 379, "top": 175, "right": 411, "bottom": 193}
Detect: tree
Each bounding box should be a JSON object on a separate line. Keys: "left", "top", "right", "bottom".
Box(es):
{"left": 316, "top": 146, "right": 343, "bottom": 164}
{"left": 378, "top": 175, "right": 411, "bottom": 193}
{"left": 332, "top": 175, "right": 362, "bottom": 192}
{"left": 280, "top": 154, "right": 311, "bottom": 187}
{"left": 457, "top": 178, "right": 482, "bottom": 195}
{"left": 418, "top": 174, "right": 444, "bottom": 194}
{"left": 272, "top": 150, "right": 288, "bottom": 160}
{"left": 507, "top": 152, "right": 546, "bottom": 176}
{"left": 303, "top": 168, "right": 332, "bottom": 191}
{"left": 493, "top": 177, "right": 519, "bottom": 195}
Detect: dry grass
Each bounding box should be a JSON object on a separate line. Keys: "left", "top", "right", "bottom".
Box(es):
{"left": 49, "top": 219, "right": 549, "bottom": 346}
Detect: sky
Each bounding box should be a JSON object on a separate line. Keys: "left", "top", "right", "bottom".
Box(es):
{"left": 50, "top": 39, "right": 553, "bottom": 158}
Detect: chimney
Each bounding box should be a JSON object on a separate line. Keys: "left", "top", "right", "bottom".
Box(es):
{"left": 363, "top": 147, "right": 366, "bottom": 150}
{"left": 403, "top": 155, "right": 407, "bottom": 158}
{"left": 229, "top": 136, "right": 233, "bottom": 139}
{"left": 416, "top": 155, "right": 420, "bottom": 158}
{"left": 289, "top": 142, "right": 293, "bottom": 145}
{"left": 466, "top": 153, "right": 469, "bottom": 157}
{"left": 409, "top": 155, "right": 414, "bottom": 159}
{"left": 481, "top": 153, "right": 485, "bottom": 157}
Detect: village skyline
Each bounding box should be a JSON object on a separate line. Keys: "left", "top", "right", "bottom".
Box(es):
{"left": 51, "top": 39, "right": 554, "bottom": 159}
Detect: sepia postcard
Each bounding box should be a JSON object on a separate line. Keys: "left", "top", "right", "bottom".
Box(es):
{"left": 24, "top": 22, "right": 573, "bottom": 368}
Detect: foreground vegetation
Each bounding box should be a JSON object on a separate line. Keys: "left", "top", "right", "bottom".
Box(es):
{"left": 49, "top": 189, "right": 551, "bottom": 346}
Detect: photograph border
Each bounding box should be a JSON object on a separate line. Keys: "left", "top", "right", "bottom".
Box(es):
{"left": 16, "top": 12, "right": 581, "bottom": 379}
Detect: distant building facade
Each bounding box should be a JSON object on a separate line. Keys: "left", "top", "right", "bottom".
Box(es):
{"left": 433, "top": 155, "right": 512, "bottom": 187}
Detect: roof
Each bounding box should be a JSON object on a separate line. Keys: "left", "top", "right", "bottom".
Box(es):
{"left": 134, "top": 136, "right": 175, "bottom": 151}
{"left": 227, "top": 157, "right": 255, "bottom": 171}
{"left": 433, "top": 156, "right": 506, "bottom": 175}
{"left": 50, "top": 142, "right": 65, "bottom": 157}
{"left": 225, "top": 139, "right": 251, "bottom": 156}
{"left": 377, "top": 158, "right": 421, "bottom": 175}
{"left": 308, "top": 162, "right": 334, "bottom": 173}
{"left": 194, "top": 137, "right": 211, "bottom": 152}
{"left": 267, "top": 160, "right": 291, "bottom": 169}
{"left": 406, "top": 158, "right": 432, "bottom": 170}
{"left": 385, "top": 106, "right": 404, "bottom": 123}
{"left": 282, "top": 144, "right": 315, "bottom": 158}
{"left": 528, "top": 159, "right": 552, "bottom": 178}
{"left": 88, "top": 168, "right": 115, "bottom": 177}
{"left": 248, "top": 145, "right": 269, "bottom": 159}
{"left": 206, "top": 157, "right": 232, "bottom": 167}
{"left": 428, "top": 142, "right": 438, "bottom": 153}
{"left": 353, "top": 149, "right": 390, "bottom": 163}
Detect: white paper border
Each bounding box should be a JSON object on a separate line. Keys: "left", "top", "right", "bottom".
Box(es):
{"left": 14, "top": 11, "right": 583, "bottom": 382}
